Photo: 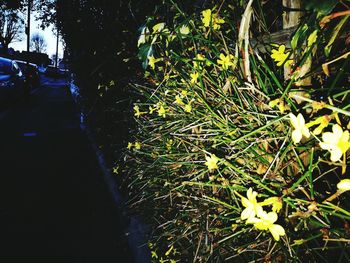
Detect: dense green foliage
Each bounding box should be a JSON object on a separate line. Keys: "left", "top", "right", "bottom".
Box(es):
{"left": 124, "top": 1, "right": 350, "bottom": 262}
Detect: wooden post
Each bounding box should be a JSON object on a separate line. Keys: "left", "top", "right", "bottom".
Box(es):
{"left": 283, "top": 0, "right": 312, "bottom": 86}
{"left": 283, "top": 0, "right": 302, "bottom": 81}
{"left": 282, "top": 0, "right": 302, "bottom": 29}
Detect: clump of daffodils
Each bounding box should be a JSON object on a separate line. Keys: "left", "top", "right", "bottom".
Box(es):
{"left": 239, "top": 188, "right": 285, "bottom": 241}
{"left": 128, "top": 1, "right": 350, "bottom": 261}
{"left": 289, "top": 112, "right": 350, "bottom": 163}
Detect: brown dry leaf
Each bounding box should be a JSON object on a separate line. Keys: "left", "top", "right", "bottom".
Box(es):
{"left": 322, "top": 63, "right": 330, "bottom": 76}
{"left": 168, "top": 163, "right": 183, "bottom": 170}
{"left": 256, "top": 163, "right": 268, "bottom": 175}
{"left": 222, "top": 78, "right": 231, "bottom": 94}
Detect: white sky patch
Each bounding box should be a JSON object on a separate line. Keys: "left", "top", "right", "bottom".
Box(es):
{"left": 9, "top": 11, "right": 64, "bottom": 59}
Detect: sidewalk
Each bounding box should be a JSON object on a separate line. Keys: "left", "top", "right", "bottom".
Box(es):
{"left": 0, "top": 82, "right": 134, "bottom": 262}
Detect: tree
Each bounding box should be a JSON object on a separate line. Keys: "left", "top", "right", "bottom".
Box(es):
{"left": 0, "top": 5, "right": 24, "bottom": 48}
{"left": 31, "top": 32, "right": 47, "bottom": 53}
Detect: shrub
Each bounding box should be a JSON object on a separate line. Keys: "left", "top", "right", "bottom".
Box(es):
{"left": 124, "top": 1, "right": 350, "bottom": 262}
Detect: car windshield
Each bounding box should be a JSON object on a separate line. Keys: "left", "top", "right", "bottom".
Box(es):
{"left": 0, "top": 61, "right": 12, "bottom": 75}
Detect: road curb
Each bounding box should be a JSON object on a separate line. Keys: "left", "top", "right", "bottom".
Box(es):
{"left": 69, "top": 82, "right": 151, "bottom": 263}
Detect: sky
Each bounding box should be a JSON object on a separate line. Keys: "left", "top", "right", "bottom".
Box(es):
{"left": 9, "top": 11, "right": 64, "bottom": 59}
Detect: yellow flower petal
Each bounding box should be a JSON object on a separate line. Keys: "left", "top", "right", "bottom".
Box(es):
{"left": 320, "top": 124, "right": 350, "bottom": 162}
{"left": 174, "top": 95, "right": 184, "bottom": 105}
{"left": 217, "top": 53, "right": 234, "bottom": 70}
{"left": 271, "top": 45, "right": 291, "bottom": 67}
{"left": 330, "top": 147, "right": 342, "bottom": 162}
{"left": 205, "top": 154, "right": 219, "bottom": 172}
{"left": 201, "top": 9, "right": 212, "bottom": 27}
{"left": 321, "top": 131, "right": 337, "bottom": 145}
{"left": 184, "top": 103, "right": 192, "bottom": 113}
{"left": 292, "top": 129, "right": 302, "bottom": 144}
{"left": 190, "top": 72, "right": 199, "bottom": 84}
{"left": 337, "top": 179, "right": 350, "bottom": 192}
{"left": 268, "top": 98, "right": 280, "bottom": 108}
{"left": 152, "top": 22, "right": 165, "bottom": 33}
{"left": 270, "top": 224, "right": 285, "bottom": 241}
{"left": 290, "top": 113, "right": 310, "bottom": 144}
{"left": 158, "top": 105, "right": 166, "bottom": 117}
{"left": 179, "top": 25, "right": 190, "bottom": 35}
{"left": 134, "top": 142, "right": 141, "bottom": 150}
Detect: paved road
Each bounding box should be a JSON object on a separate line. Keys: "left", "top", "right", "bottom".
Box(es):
{"left": 0, "top": 79, "right": 134, "bottom": 262}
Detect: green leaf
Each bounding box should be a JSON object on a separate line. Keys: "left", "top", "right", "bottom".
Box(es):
{"left": 304, "top": 0, "right": 338, "bottom": 15}
{"left": 138, "top": 43, "right": 153, "bottom": 69}
{"left": 324, "top": 15, "right": 349, "bottom": 57}
{"left": 291, "top": 24, "right": 308, "bottom": 50}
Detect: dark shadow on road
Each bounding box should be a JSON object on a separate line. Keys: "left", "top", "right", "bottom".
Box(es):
{"left": 0, "top": 81, "right": 134, "bottom": 262}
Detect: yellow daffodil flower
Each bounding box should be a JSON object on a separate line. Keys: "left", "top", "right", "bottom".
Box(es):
{"left": 158, "top": 105, "right": 166, "bottom": 118}
{"left": 179, "top": 25, "right": 190, "bottom": 35}
{"left": 134, "top": 105, "right": 143, "bottom": 118}
{"left": 246, "top": 211, "right": 285, "bottom": 241}
{"left": 269, "top": 98, "right": 289, "bottom": 114}
{"left": 166, "top": 139, "right": 173, "bottom": 151}
{"left": 306, "top": 115, "right": 331, "bottom": 135}
{"left": 337, "top": 179, "right": 350, "bottom": 192}
{"left": 196, "top": 54, "right": 205, "bottom": 60}
{"left": 205, "top": 154, "right": 219, "bottom": 172}
{"left": 112, "top": 166, "right": 119, "bottom": 174}
{"left": 271, "top": 45, "right": 292, "bottom": 67}
{"left": 151, "top": 250, "right": 158, "bottom": 259}
{"left": 149, "top": 106, "right": 156, "bottom": 114}
{"left": 202, "top": 9, "right": 212, "bottom": 27}
{"left": 184, "top": 103, "right": 192, "bottom": 113}
{"left": 214, "top": 17, "right": 225, "bottom": 30}
{"left": 268, "top": 98, "right": 279, "bottom": 108}
{"left": 190, "top": 72, "right": 199, "bottom": 84}
{"left": 181, "top": 89, "right": 188, "bottom": 96}
{"left": 148, "top": 55, "right": 161, "bottom": 70}
{"left": 289, "top": 113, "right": 310, "bottom": 144}
{"left": 152, "top": 22, "right": 165, "bottom": 34}
{"left": 201, "top": 9, "right": 225, "bottom": 30}
{"left": 134, "top": 142, "right": 141, "bottom": 150}
{"left": 320, "top": 124, "right": 350, "bottom": 162}
{"left": 217, "top": 53, "right": 234, "bottom": 70}
{"left": 174, "top": 95, "right": 184, "bottom": 105}
{"left": 127, "top": 142, "right": 133, "bottom": 150}
{"left": 241, "top": 188, "right": 264, "bottom": 220}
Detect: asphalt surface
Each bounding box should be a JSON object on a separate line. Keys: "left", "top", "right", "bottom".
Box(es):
{"left": 0, "top": 78, "right": 134, "bottom": 262}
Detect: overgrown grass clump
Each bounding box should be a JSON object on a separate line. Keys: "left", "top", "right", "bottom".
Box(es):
{"left": 123, "top": 1, "right": 350, "bottom": 262}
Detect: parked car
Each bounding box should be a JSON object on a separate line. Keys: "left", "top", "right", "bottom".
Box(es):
{"left": 0, "top": 56, "right": 25, "bottom": 101}
{"left": 45, "top": 65, "right": 62, "bottom": 78}
{"left": 15, "top": 60, "right": 40, "bottom": 89}
{"left": 44, "top": 65, "right": 70, "bottom": 78}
